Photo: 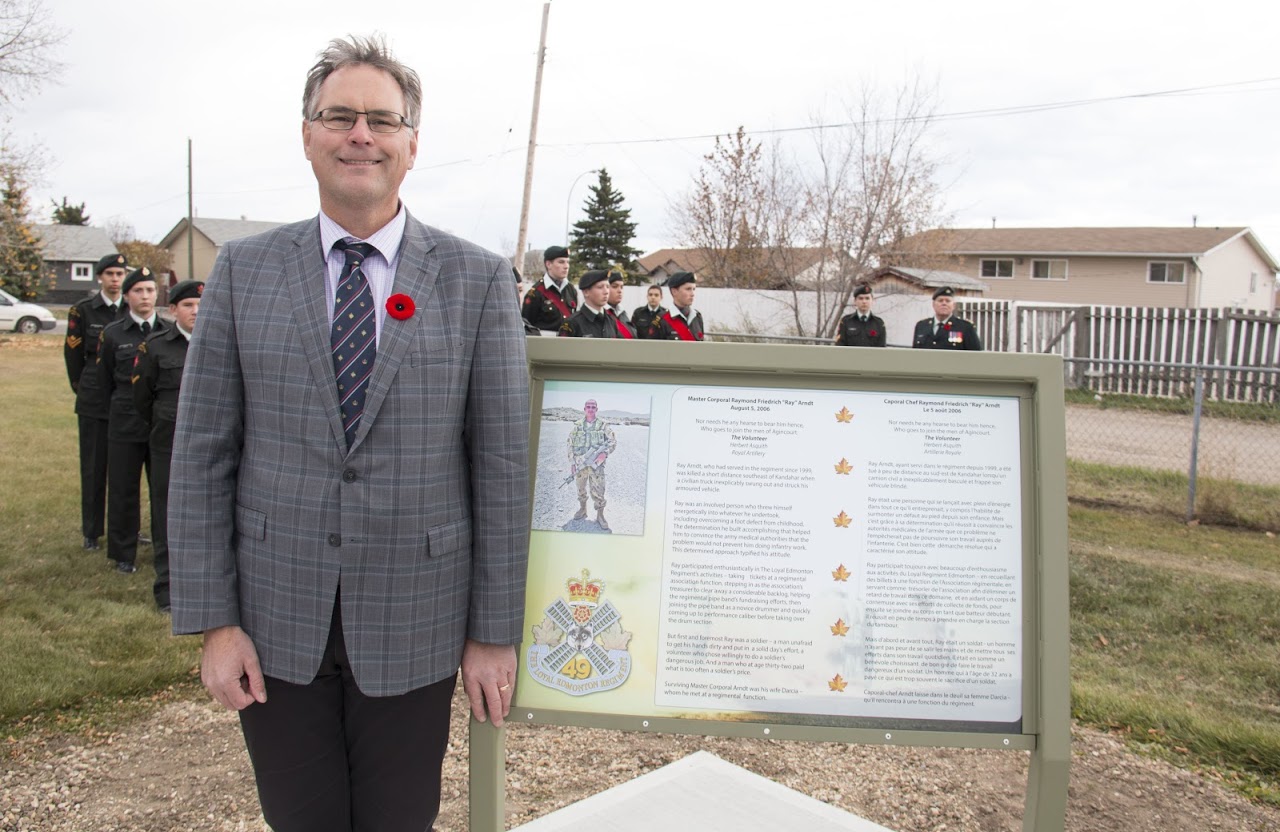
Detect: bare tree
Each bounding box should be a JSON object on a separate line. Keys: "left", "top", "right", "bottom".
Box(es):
{"left": 0, "top": 0, "right": 65, "bottom": 106}
{"left": 102, "top": 216, "right": 136, "bottom": 246}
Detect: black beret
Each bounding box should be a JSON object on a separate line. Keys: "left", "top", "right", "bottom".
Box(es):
{"left": 607, "top": 270, "right": 625, "bottom": 284}
{"left": 121, "top": 267, "right": 157, "bottom": 294}
{"left": 96, "top": 253, "right": 128, "bottom": 274}
{"left": 853, "top": 283, "right": 873, "bottom": 297}
{"left": 579, "top": 270, "right": 609, "bottom": 290}
{"left": 168, "top": 280, "right": 204, "bottom": 304}
{"left": 932, "top": 286, "right": 955, "bottom": 299}
{"left": 544, "top": 246, "right": 569, "bottom": 262}
{"left": 666, "top": 271, "right": 696, "bottom": 289}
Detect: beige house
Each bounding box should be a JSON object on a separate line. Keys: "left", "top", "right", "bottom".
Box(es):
{"left": 159, "top": 217, "right": 285, "bottom": 282}
{"left": 896, "top": 227, "right": 1280, "bottom": 311}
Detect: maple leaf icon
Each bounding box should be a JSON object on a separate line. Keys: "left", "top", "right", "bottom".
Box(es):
{"left": 833, "top": 510, "right": 851, "bottom": 528}
{"left": 531, "top": 617, "right": 564, "bottom": 647}
{"left": 835, "top": 406, "right": 853, "bottom": 423}
{"left": 830, "top": 618, "right": 849, "bottom": 636}
{"left": 831, "top": 564, "right": 851, "bottom": 581}
{"left": 829, "top": 674, "right": 847, "bottom": 692}
{"left": 834, "top": 458, "right": 852, "bottom": 475}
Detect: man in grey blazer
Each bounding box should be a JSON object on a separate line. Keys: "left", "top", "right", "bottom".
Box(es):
{"left": 169, "top": 36, "right": 529, "bottom": 832}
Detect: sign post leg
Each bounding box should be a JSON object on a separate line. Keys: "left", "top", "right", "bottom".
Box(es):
{"left": 469, "top": 717, "right": 506, "bottom": 832}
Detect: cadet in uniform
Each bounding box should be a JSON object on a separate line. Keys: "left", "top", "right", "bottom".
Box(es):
{"left": 647, "top": 272, "right": 704, "bottom": 341}
{"left": 98, "top": 267, "right": 170, "bottom": 573}
{"left": 606, "top": 271, "right": 631, "bottom": 326}
{"left": 834, "top": 283, "right": 887, "bottom": 347}
{"left": 558, "top": 270, "right": 634, "bottom": 338}
{"left": 521, "top": 245, "right": 579, "bottom": 331}
{"left": 631, "top": 284, "right": 666, "bottom": 340}
{"left": 132, "top": 279, "right": 202, "bottom": 610}
{"left": 65, "top": 253, "right": 129, "bottom": 550}
{"left": 566, "top": 399, "right": 617, "bottom": 531}
{"left": 912, "top": 286, "right": 983, "bottom": 351}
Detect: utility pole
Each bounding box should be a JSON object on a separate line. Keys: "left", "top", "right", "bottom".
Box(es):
{"left": 514, "top": 2, "right": 550, "bottom": 277}
{"left": 187, "top": 138, "right": 194, "bottom": 281}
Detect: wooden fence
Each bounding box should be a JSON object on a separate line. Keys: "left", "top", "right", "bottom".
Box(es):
{"left": 956, "top": 302, "right": 1280, "bottom": 402}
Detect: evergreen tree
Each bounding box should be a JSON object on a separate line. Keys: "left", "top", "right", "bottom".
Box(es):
{"left": 51, "top": 196, "right": 89, "bottom": 225}
{"left": 568, "top": 168, "right": 641, "bottom": 279}
{"left": 0, "top": 167, "right": 46, "bottom": 299}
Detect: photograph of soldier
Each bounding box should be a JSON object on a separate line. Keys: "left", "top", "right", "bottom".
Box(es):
{"left": 531, "top": 390, "right": 651, "bottom": 537}
{"left": 98, "top": 267, "right": 170, "bottom": 573}
{"left": 64, "top": 252, "right": 128, "bottom": 550}
{"left": 912, "top": 286, "right": 983, "bottom": 350}
{"left": 558, "top": 270, "right": 634, "bottom": 339}
{"left": 834, "top": 283, "right": 886, "bottom": 347}
{"left": 631, "top": 284, "right": 666, "bottom": 340}
{"left": 521, "top": 244, "right": 578, "bottom": 331}
{"left": 132, "top": 279, "right": 202, "bottom": 611}
{"left": 647, "top": 271, "right": 704, "bottom": 341}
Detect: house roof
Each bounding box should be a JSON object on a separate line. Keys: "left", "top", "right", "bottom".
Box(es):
{"left": 35, "top": 224, "right": 116, "bottom": 262}
{"left": 637, "top": 247, "right": 834, "bottom": 277}
{"left": 901, "top": 226, "right": 1279, "bottom": 271}
{"left": 874, "top": 266, "right": 989, "bottom": 293}
{"left": 158, "top": 217, "right": 287, "bottom": 249}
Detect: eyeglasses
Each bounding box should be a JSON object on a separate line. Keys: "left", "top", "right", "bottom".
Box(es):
{"left": 310, "top": 107, "right": 413, "bottom": 134}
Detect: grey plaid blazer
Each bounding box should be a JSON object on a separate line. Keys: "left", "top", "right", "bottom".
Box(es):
{"left": 169, "top": 214, "right": 530, "bottom": 696}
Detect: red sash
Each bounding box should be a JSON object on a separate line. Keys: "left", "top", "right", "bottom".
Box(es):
{"left": 607, "top": 309, "right": 633, "bottom": 339}
{"left": 535, "top": 284, "right": 573, "bottom": 319}
{"left": 661, "top": 311, "right": 701, "bottom": 341}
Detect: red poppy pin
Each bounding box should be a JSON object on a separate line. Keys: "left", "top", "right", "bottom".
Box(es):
{"left": 386, "top": 293, "right": 415, "bottom": 320}
{"left": 944, "top": 322, "right": 952, "bottom": 331}
{"left": 869, "top": 330, "right": 878, "bottom": 337}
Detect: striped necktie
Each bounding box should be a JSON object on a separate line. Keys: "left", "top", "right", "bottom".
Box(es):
{"left": 331, "top": 240, "right": 377, "bottom": 447}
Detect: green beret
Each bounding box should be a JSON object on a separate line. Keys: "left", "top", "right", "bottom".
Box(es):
{"left": 168, "top": 280, "right": 204, "bottom": 304}
{"left": 122, "top": 267, "right": 157, "bottom": 294}
{"left": 579, "top": 270, "right": 609, "bottom": 290}
{"left": 96, "top": 253, "right": 128, "bottom": 274}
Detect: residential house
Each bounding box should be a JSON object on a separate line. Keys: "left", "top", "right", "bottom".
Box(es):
{"left": 159, "top": 217, "right": 286, "bottom": 282}
{"left": 637, "top": 247, "right": 840, "bottom": 288}
{"left": 895, "top": 227, "right": 1279, "bottom": 312}
{"left": 870, "top": 266, "right": 988, "bottom": 298}
{"left": 35, "top": 224, "right": 118, "bottom": 303}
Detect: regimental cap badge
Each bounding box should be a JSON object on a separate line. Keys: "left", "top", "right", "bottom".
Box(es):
{"left": 566, "top": 568, "right": 603, "bottom": 608}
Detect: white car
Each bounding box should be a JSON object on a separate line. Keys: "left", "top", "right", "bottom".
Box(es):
{"left": 0, "top": 287, "right": 58, "bottom": 334}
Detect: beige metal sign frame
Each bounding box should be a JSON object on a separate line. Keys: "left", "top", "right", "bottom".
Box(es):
{"left": 470, "top": 339, "right": 1069, "bottom": 832}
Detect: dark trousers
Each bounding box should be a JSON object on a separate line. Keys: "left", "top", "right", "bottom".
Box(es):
{"left": 149, "top": 450, "right": 171, "bottom": 608}
{"left": 238, "top": 602, "right": 457, "bottom": 832}
{"left": 106, "top": 439, "right": 150, "bottom": 564}
{"left": 77, "top": 416, "right": 109, "bottom": 539}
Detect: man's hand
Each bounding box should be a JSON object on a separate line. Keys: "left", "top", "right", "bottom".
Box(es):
{"left": 461, "top": 640, "right": 516, "bottom": 727}
{"left": 201, "top": 625, "right": 267, "bottom": 711}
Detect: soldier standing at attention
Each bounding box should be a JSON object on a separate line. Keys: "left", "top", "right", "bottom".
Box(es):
{"left": 98, "top": 267, "right": 170, "bottom": 574}
{"left": 912, "top": 286, "right": 983, "bottom": 351}
{"left": 834, "top": 283, "right": 887, "bottom": 347}
{"left": 567, "top": 399, "right": 617, "bottom": 531}
{"left": 132, "top": 279, "right": 202, "bottom": 611}
{"left": 606, "top": 270, "right": 631, "bottom": 327}
{"left": 522, "top": 245, "right": 578, "bottom": 331}
{"left": 65, "top": 253, "right": 129, "bottom": 550}
{"left": 558, "top": 270, "right": 633, "bottom": 339}
{"left": 631, "top": 284, "right": 666, "bottom": 339}
{"left": 648, "top": 272, "right": 704, "bottom": 341}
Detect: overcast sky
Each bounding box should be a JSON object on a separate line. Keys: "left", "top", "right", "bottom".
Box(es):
{"left": 21, "top": 0, "right": 1280, "bottom": 264}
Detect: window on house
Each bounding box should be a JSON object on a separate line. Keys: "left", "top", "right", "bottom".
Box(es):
{"left": 980, "top": 258, "right": 1013, "bottom": 278}
{"left": 1148, "top": 262, "right": 1186, "bottom": 284}
{"left": 1250, "top": 272, "right": 1258, "bottom": 293}
{"left": 72, "top": 263, "right": 93, "bottom": 282}
{"left": 1031, "top": 259, "right": 1067, "bottom": 280}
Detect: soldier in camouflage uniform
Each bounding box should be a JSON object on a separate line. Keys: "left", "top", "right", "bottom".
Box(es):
{"left": 566, "top": 399, "right": 617, "bottom": 530}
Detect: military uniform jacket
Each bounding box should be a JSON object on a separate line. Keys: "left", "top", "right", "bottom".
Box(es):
{"left": 568, "top": 417, "right": 617, "bottom": 467}
{"left": 98, "top": 316, "right": 171, "bottom": 442}
{"left": 521, "top": 279, "right": 579, "bottom": 331}
{"left": 834, "top": 312, "right": 887, "bottom": 347}
{"left": 648, "top": 309, "right": 705, "bottom": 341}
{"left": 631, "top": 304, "right": 666, "bottom": 339}
{"left": 64, "top": 293, "right": 126, "bottom": 418}
{"left": 557, "top": 306, "right": 629, "bottom": 338}
{"left": 912, "top": 316, "right": 983, "bottom": 351}
{"left": 133, "top": 327, "right": 190, "bottom": 454}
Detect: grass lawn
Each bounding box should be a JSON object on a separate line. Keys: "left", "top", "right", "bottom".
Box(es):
{"left": 2, "top": 335, "right": 1279, "bottom": 803}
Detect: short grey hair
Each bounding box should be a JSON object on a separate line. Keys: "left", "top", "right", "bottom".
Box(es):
{"left": 302, "top": 34, "right": 422, "bottom": 129}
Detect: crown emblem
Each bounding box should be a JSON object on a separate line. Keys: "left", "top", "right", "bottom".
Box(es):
{"left": 566, "top": 568, "right": 604, "bottom": 608}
